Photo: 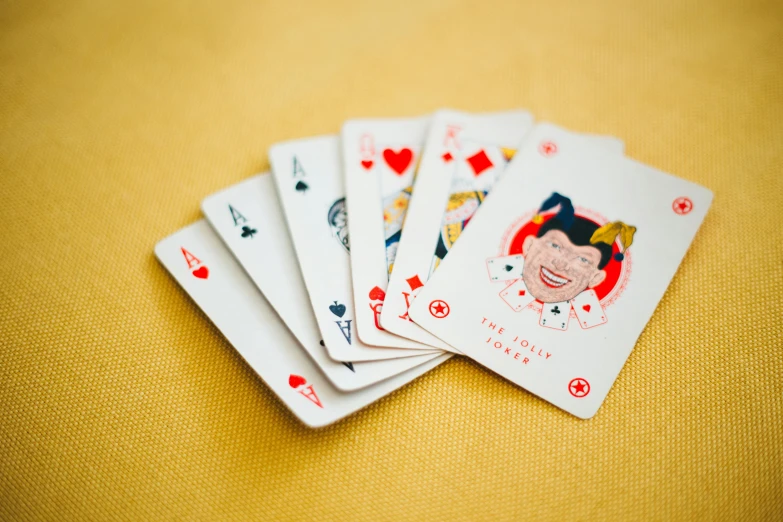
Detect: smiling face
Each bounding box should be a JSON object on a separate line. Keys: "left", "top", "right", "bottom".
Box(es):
{"left": 522, "top": 229, "right": 607, "bottom": 303}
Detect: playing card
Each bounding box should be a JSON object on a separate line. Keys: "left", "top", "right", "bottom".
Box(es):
{"left": 383, "top": 115, "right": 625, "bottom": 351}
{"left": 342, "top": 116, "right": 439, "bottom": 351}
{"left": 155, "top": 220, "right": 452, "bottom": 428}
{"left": 487, "top": 254, "right": 525, "bottom": 282}
{"left": 570, "top": 289, "right": 607, "bottom": 329}
{"left": 408, "top": 122, "right": 712, "bottom": 418}
{"left": 539, "top": 301, "right": 570, "bottom": 330}
{"left": 269, "top": 135, "right": 442, "bottom": 361}
{"left": 202, "top": 173, "right": 444, "bottom": 391}
{"left": 499, "top": 279, "right": 536, "bottom": 312}
{"left": 380, "top": 109, "right": 536, "bottom": 351}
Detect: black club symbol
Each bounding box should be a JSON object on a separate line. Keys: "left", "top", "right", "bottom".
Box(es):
{"left": 550, "top": 305, "right": 561, "bottom": 315}
{"left": 241, "top": 225, "right": 257, "bottom": 239}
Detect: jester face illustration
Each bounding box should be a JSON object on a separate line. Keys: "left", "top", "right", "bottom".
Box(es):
{"left": 521, "top": 193, "right": 635, "bottom": 303}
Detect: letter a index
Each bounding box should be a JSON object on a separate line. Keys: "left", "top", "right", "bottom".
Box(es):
{"left": 292, "top": 156, "right": 306, "bottom": 178}
{"left": 228, "top": 204, "right": 248, "bottom": 226}
{"left": 180, "top": 247, "right": 201, "bottom": 269}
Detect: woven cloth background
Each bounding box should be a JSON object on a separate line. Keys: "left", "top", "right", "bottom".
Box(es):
{"left": 1, "top": 0, "right": 781, "bottom": 519}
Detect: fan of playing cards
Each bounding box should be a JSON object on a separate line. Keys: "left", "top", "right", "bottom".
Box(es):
{"left": 155, "top": 109, "right": 713, "bottom": 427}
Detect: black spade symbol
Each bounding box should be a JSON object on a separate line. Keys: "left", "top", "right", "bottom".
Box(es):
{"left": 329, "top": 301, "right": 346, "bottom": 318}
{"left": 295, "top": 180, "right": 309, "bottom": 193}
{"left": 504, "top": 264, "right": 513, "bottom": 272}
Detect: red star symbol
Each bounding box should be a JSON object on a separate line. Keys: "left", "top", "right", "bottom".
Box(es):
{"left": 568, "top": 378, "right": 590, "bottom": 397}
{"left": 672, "top": 197, "right": 693, "bottom": 215}
{"left": 539, "top": 141, "right": 558, "bottom": 157}
{"left": 429, "top": 300, "right": 450, "bottom": 318}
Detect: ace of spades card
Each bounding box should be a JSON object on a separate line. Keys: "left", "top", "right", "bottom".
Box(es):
{"left": 269, "top": 135, "right": 443, "bottom": 362}
{"left": 408, "top": 123, "right": 713, "bottom": 419}
{"left": 155, "top": 221, "right": 451, "bottom": 427}
{"left": 342, "top": 115, "right": 442, "bottom": 351}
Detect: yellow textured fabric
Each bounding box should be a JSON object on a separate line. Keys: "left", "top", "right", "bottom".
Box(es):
{"left": 1, "top": 0, "right": 781, "bottom": 519}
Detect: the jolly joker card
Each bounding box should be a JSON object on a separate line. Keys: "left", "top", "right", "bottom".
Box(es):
{"left": 408, "top": 123, "right": 713, "bottom": 418}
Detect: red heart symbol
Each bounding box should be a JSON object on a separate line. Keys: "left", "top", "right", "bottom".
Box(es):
{"left": 369, "top": 286, "right": 386, "bottom": 301}
{"left": 582, "top": 304, "right": 591, "bottom": 313}
{"left": 288, "top": 374, "right": 307, "bottom": 388}
{"left": 382, "top": 148, "right": 413, "bottom": 175}
{"left": 192, "top": 266, "right": 209, "bottom": 279}
{"left": 361, "top": 160, "right": 374, "bottom": 170}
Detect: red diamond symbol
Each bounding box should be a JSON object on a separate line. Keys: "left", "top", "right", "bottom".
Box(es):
{"left": 466, "top": 149, "right": 493, "bottom": 176}
{"left": 406, "top": 275, "right": 424, "bottom": 291}
{"left": 442, "top": 152, "right": 453, "bottom": 162}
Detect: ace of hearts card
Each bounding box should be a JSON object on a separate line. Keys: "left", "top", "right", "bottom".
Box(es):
{"left": 408, "top": 123, "right": 713, "bottom": 418}
{"left": 155, "top": 220, "right": 452, "bottom": 427}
